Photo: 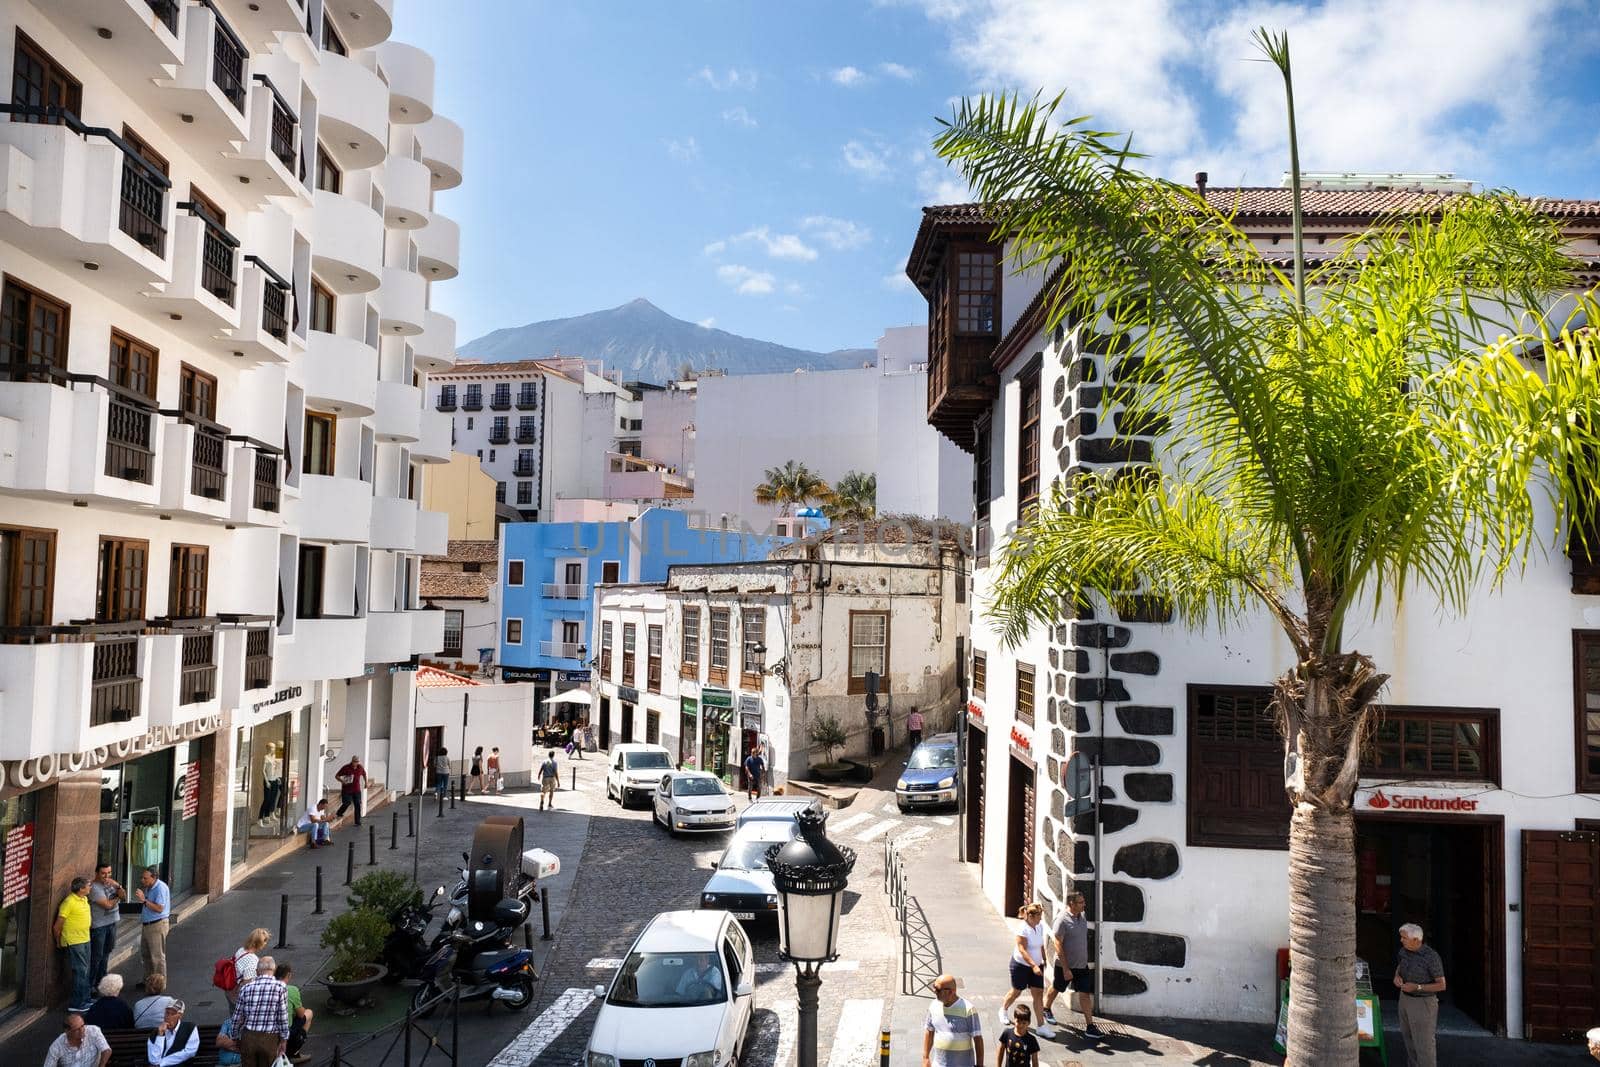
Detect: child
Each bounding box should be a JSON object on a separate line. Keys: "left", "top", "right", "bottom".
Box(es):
{"left": 996, "top": 1004, "right": 1042, "bottom": 1067}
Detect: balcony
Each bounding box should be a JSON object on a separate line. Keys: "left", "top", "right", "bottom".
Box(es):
{"left": 212, "top": 0, "right": 307, "bottom": 54}
{"left": 228, "top": 439, "right": 283, "bottom": 526}
{"left": 43, "top": 3, "right": 183, "bottom": 129}
{"left": 303, "top": 330, "right": 378, "bottom": 416}
{"left": 373, "top": 380, "right": 422, "bottom": 442}
{"left": 228, "top": 257, "right": 294, "bottom": 365}
{"left": 514, "top": 426, "right": 538, "bottom": 444}
{"left": 146, "top": 202, "right": 241, "bottom": 337}
{"left": 0, "top": 116, "right": 172, "bottom": 297}
{"left": 154, "top": 1, "right": 251, "bottom": 145}
{"left": 415, "top": 210, "right": 460, "bottom": 281}
{"left": 513, "top": 460, "right": 535, "bottom": 477}
{"left": 414, "top": 409, "right": 451, "bottom": 463}
{"left": 311, "top": 188, "right": 383, "bottom": 294}
{"left": 276, "top": 616, "right": 366, "bottom": 683}
{"left": 461, "top": 393, "right": 483, "bottom": 412}
{"left": 416, "top": 114, "right": 462, "bottom": 191}
{"left": 488, "top": 390, "right": 511, "bottom": 412}
{"left": 144, "top": 623, "right": 221, "bottom": 728}
{"left": 436, "top": 394, "right": 458, "bottom": 412}
{"left": 378, "top": 266, "right": 426, "bottom": 336}
{"left": 541, "top": 641, "right": 584, "bottom": 660}
{"left": 414, "top": 310, "right": 457, "bottom": 372}
{"left": 158, "top": 412, "right": 234, "bottom": 523}
{"left": 516, "top": 389, "right": 539, "bottom": 411}
{"left": 295, "top": 474, "right": 373, "bottom": 543}
{"left": 365, "top": 610, "right": 414, "bottom": 664}
{"left": 488, "top": 427, "right": 511, "bottom": 445}
{"left": 542, "top": 584, "right": 584, "bottom": 600}
{"left": 0, "top": 626, "right": 158, "bottom": 760}
{"left": 0, "top": 372, "right": 167, "bottom": 509}
{"left": 330, "top": 0, "right": 395, "bottom": 50}
{"left": 377, "top": 41, "right": 434, "bottom": 124}
{"left": 316, "top": 51, "right": 389, "bottom": 171}
{"left": 370, "top": 494, "right": 418, "bottom": 551}
{"left": 242, "top": 624, "right": 274, "bottom": 689}
{"left": 382, "top": 156, "right": 430, "bottom": 230}
{"left": 416, "top": 508, "right": 448, "bottom": 556}
{"left": 223, "top": 75, "right": 302, "bottom": 203}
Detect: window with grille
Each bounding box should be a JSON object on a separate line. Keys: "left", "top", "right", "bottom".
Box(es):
{"left": 972, "top": 650, "right": 986, "bottom": 699}
{"left": 96, "top": 538, "right": 148, "bottom": 623}
{"left": 1364, "top": 707, "right": 1498, "bottom": 783}
{"left": 442, "top": 610, "right": 463, "bottom": 656}
{"left": 623, "top": 622, "right": 637, "bottom": 683}
{"left": 709, "top": 608, "right": 730, "bottom": 683}
{"left": 110, "top": 330, "right": 158, "bottom": 399}
{"left": 1015, "top": 662, "right": 1035, "bottom": 727}
{"left": 1, "top": 277, "right": 70, "bottom": 380}
{"left": 648, "top": 624, "right": 662, "bottom": 693}
{"left": 741, "top": 608, "right": 766, "bottom": 683}
{"left": 954, "top": 251, "right": 997, "bottom": 334}
{"left": 847, "top": 611, "right": 888, "bottom": 694}
{"left": 168, "top": 544, "right": 208, "bottom": 619}
{"left": 0, "top": 525, "right": 55, "bottom": 630}
{"left": 1017, "top": 360, "right": 1041, "bottom": 511}
{"left": 681, "top": 607, "right": 701, "bottom": 676}
{"left": 601, "top": 621, "right": 613, "bottom": 675}
{"left": 1188, "top": 686, "right": 1289, "bottom": 849}
{"left": 1575, "top": 632, "right": 1600, "bottom": 792}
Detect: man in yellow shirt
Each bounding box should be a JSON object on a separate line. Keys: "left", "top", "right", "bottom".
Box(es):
{"left": 54, "top": 877, "right": 94, "bottom": 1012}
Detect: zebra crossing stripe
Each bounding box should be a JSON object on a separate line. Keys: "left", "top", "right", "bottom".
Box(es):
{"left": 933, "top": 816, "right": 954, "bottom": 825}
{"left": 824, "top": 998, "right": 884, "bottom": 1067}
{"left": 894, "top": 826, "right": 932, "bottom": 848}
{"left": 485, "top": 986, "right": 596, "bottom": 1066}
{"left": 855, "top": 818, "right": 899, "bottom": 841}
{"left": 881, "top": 802, "right": 898, "bottom": 813}
{"left": 828, "top": 811, "right": 874, "bottom": 834}
{"left": 766, "top": 998, "right": 800, "bottom": 1067}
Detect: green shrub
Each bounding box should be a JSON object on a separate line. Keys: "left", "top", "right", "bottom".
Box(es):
{"left": 808, "top": 712, "right": 848, "bottom": 766}
{"left": 347, "top": 870, "right": 421, "bottom": 919}
{"left": 320, "top": 909, "right": 390, "bottom": 982}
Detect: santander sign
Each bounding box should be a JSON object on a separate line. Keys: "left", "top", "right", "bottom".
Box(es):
{"left": 1364, "top": 789, "right": 1479, "bottom": 813}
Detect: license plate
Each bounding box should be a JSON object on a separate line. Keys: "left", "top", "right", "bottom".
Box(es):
{"left": 733, "top": 911, "right": 754, "bottom": 920}
{"left": 912, "top": 795, "right": 937, "bottom": 802}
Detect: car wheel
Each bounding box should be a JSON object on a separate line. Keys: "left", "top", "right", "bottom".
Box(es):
{"left": 898, "top": 803, "right": 910, "bottom": 814}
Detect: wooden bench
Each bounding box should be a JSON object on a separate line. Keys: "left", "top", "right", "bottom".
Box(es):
{"left": 104, "top": 1023, "right": 223, "bottom": 1067}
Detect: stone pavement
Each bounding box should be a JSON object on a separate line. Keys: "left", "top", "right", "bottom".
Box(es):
{"left": 2, "top": 772, "right": 596, "bottom": 1067}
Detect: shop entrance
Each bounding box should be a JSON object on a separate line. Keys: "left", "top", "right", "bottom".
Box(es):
{"left": 621, "top": 703, "right": 635, "bottom": 745}
{"left": 598, "top": 698, "right": 612, "bottom": 750}
{"left": 1354, "top": 814, "right": 1504, "bottom": 1035}
{"left": 1004, "top": 755, "right": 1035, "bottom": 915}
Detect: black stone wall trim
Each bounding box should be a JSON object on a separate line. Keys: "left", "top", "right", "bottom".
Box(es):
{"left": 1112, "top": 841, "right": 1180, "bottom": 880}
{"left": 1113, "top": 930, "right": 1187, "bottom": 968}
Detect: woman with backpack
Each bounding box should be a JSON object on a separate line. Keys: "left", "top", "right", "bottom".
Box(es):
{"left": 215, "top": 928, "right": 269, "bottom": 1005}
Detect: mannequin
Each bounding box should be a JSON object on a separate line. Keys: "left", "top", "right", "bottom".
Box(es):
{"left": 257, "top": 742, "right": 283, "bottom": 827}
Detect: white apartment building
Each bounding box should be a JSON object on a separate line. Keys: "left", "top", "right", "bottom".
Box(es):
{"left": 0, "top": 0, "right": 463, "bottom": 1017}
{"left": 905, "top": 183, "right": 1600, "bottom": 1042}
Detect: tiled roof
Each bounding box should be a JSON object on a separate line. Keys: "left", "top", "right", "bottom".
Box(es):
{"left": 416, "top": 666, "right": 481, "bottom": 688}
{"left": 446, "top": 540, "right": 497, "bottom": 564}
{"left": 420, "top": 571, "right": 492, "bottom": 600}
{"left": 433, "top": 358, "right": 566, "bottom": 379}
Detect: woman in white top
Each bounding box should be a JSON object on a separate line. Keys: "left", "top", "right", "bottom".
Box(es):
{"left": 1000, "top": 902, "right": 1056, "bottom": 1037}
{"left": 229, "top": 928, "right": 269, "bottom": 1004}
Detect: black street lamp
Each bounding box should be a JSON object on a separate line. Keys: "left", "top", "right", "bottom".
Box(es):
{"left": 766, "top": 807, "right": 856, "bottom": 1067}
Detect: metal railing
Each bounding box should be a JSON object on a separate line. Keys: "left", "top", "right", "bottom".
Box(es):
{"left": 253, "top": 74, "right": 298, "bottom": 169}
{"left": 513, "top": 461, "right": 535, "bottom": 477}
{"left": 179, "top": 629, "right": 217, "bottom": 704}
{"left": 436, "top": 395, "right": 457, "bottom": 411}
{"left": 245, "top": 255, "right": 292, "bottom": 341}
{"left": 514, "top": 427, "right": 537, "bottom": 444}
{"left": 179, "top": 200, "right": 239, "bottom": 306}
{"left": 147, "top": 0, "right": 180, "bottom": 34}
{"left": 461, "top": 393, "right": 482, "bottom": 411}
{"left": 488, "top": 427, "right": 510, "bottom": 444}
{"left": 173, "top": 412, "right": 230, "bottom": 499}
{"left": 540, "top": 640, "right": 583, "bottom": 658}
{"left": 885, "top": 837, "right": 941, "bottom": 996}
{"left": 104, "top": 386, "right": 157, "bottom": 484}
{"left": 490, "top": 389, "right": 512, "bottom": 410}
{"left": 243, "top": 626, "right": 273, "bottom": 688}
{"left": 202, "top": 0, "right": 249, "bottom": 112}
{"left": 516, "top": 389, "right": 538, "bottom": 409}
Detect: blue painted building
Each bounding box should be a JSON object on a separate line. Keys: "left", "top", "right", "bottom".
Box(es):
{"left": 498, "top": 507, "right": 787, "bottom": 712}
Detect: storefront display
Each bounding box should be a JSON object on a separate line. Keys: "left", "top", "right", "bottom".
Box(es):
{"left": 232, "top": 707, "right": 310, "bottom": 869}
{"left": 679, "top": 698, "right": 698, "bottom": 769}
{"left": 99, "top": 749, "right": 177, "bottom": 893}
{"left": 701, "top": 689, "right": 735, "bottom": 783}
{"left": 0, "top": 792, "right": 37, "bottom": 1014}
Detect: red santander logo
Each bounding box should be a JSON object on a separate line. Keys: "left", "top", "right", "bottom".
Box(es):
{"left": 1368, "top": 789, "right": 1391, "bottom": 809}
{"left": 1363, "top": 789, "right": 1477, "bottom": 812}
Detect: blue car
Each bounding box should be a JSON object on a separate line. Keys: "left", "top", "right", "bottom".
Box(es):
{"left": 896, "top": 732, "right": 959, "bottom": 813}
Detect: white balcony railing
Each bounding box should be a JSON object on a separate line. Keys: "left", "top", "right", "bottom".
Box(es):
{"left": 542, "top": 584, "right": 584, "bottom": 599}
{"left": 540, "top": 641, "right": 584, "bottom": 659}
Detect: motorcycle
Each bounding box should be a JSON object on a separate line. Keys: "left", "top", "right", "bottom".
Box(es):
{"left": 411, "top": 896, "right": 538, "bottom": 1014}
{"left": 382, "top": 885, "right": 454, "bottom": 985}
{"left": 449, "top": 847, "right": 560, "bottom": 908}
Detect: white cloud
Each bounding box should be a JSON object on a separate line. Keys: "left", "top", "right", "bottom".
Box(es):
{"left": 907, "top": 0, "right": 1577, "bottom": 186}
{"left": 722, "top": 106, "right": 758, "bottom": 128}
{"left": 697, "top": 317, "right": 717, "bottom": 329}
{"left": 830, "top": 65, "right": 869, "bottom": 87}
{"left": 693, "top": 66, "right": 758, "bottom": 91}
{"left": 702, "top": 240, "right": 727, "bottom": 256}
{"left": 879, "top": 61, "right": 916, "bottom": 80}
{"left": 712, "top": 226, "right": 818, "bottom": 262}
{"left": 783, "top": 281, "right": 805, "bottom": 296}
{"left": 801, "top": 215, "right": 873, "bottom": 250}
{"left": 716, "top": 264, "right": 777, "bottom": 295}
{"left": 665, "top": 136, "right": 700, "bottom": 163}
{"left": 842, "top": 140, "right": 892, "bottom": 179}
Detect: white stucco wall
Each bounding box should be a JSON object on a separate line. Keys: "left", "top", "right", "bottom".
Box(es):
{"left": 414, "top": 682, "right": 537, "bottom": 787}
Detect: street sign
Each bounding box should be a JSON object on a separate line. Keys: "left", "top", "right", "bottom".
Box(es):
{"left": 1064, "top": 752, "right": 1096, "bottom": 818}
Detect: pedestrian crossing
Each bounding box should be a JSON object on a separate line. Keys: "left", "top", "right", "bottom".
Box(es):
{"left": 829, "top": 808, "right": 948, "bottom": 846}
{"left": 495, "top": 986, "right": 883, "bottom": 1067}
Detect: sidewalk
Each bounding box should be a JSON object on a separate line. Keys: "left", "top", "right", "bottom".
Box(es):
{"left": 4, "top": 778, "right": 596, "bottom": 1065}
{"left": 885, "top": 819, "right": 1592, "bottom": 1066}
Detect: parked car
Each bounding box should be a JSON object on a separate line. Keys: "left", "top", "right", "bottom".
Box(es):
{"left": 896, "top": 732, "right": 959, "bottom": 812}
{"left": 653, "top": 772, "right": 738, "bottom": 836}
{"left": 606, "top": 743, "right": 675, "bottom": 807}
{"left": 734, "top": 796, "right": 823, "bottom": 830}
{"left": 585, "top": 910, "right": 755, "bottom": 1067}
{"left": 700, "top": 821, "right": 797, "bottom": 923}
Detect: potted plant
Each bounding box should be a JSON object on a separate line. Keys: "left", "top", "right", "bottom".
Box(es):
{"left": 349, "top": 870, "right": 422, "bottom": 919}
{"left": 320, "top": 909, "right": 390, "bottom": 1005}
{"left": 807, "top": 713, "right": 850, "bottom": 781}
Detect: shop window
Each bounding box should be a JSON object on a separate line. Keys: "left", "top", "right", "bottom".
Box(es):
{"left": 1016, "top": 662, "right": 1035, "bottom": 727}
{"left": 109, "top": 330, "right": 158, "bottom": 400}
{"left": 623, "top": 623, "right": 637, "bottom": 684}
{"left": 303, "top": 412, "right": 335, "bottom": 476}
{"left": 709, "top": 607, "right": 730, "bottom": 684}
{"left": 741, "top": 608, "right": 765, "bottom": 686}
{"left": 0, "top": 276, "right": 70, "bottom": 380}
{"left": 1363, "top": 706, "right": 1498, "bottom": 783}
{"left": 600, "top": 620, "right": 613, "bottom": 675}
{"left": 681, "top": 606, "right": 700, "bottom": 678}
{"left": 1017, "top": 358, "right": 1041, "bottom": 513}
{"left": 0, "top": 525, "right": 55, "bottom": 631}
{"left": 442, "top": 610, "right": 463, "bottom": 656}
{"left": 168, "top": 544, "right": 208, "bottom": 618}
{"left": 1187, "top": 685, "right": 1289, "bottom": 850}
{"left": 1575, "top": 631, "right": 1600, "bottom": 792}
{"left": 96, "top": 537, "right": 148, "bottom": 623}
{"left": 648, "top": 624, "right": 662, "bottom": 693}
{"left": 310, "top": 277, "right": 336, "bottom": 333}
{"left": 847, "top": 610, "right": 888, "bottom": 694}
{"left": 972, "top": 650, "right": 986, "bottom": 699}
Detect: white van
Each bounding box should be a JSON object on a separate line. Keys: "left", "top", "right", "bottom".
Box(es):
{"left": 606, "top": 743, "right": 675, "bottom": 807}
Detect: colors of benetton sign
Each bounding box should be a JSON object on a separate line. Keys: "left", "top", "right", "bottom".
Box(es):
{"left": 1364, "top": 789, "right": 1479, "bottom": 812}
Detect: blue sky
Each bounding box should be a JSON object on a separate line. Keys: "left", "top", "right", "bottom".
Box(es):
{"left": 396, "top": 0, "right": 1600, "bottom": 356}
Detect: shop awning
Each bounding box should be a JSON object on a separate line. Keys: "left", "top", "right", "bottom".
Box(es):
{"left": 543, "top": 689, "right": 592, "bottom": 706}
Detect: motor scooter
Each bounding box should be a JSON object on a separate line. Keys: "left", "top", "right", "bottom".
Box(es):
{"left": 411, "top": 897, "right": 537, "bottom": 1014}
{"left": 382, "top": 885, "right": 454, "bottom": 984}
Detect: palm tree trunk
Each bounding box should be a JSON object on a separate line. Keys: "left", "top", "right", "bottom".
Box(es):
{"left": 1286, "top": 803, "right": 1358, "bottom": 1065}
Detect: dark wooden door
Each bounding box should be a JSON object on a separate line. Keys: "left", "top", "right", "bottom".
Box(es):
{"left": 1522, "top": 829, "right": 1599, "bottom": 1042}
{"left": 598, "top": 697, "right": 611, "bottom": 749}
{"left": 621, "top": 704, "right": 634, "bottom": 744}
{"left": 1005, "top": 756, "right": 1036, "bottom": 914}
{"left": 965, "top": 722, "right": 985, "bottom": 867}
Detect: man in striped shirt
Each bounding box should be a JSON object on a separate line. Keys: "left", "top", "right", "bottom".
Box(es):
{"left": 923, "top": 973, "right": 983, "bottom": 1067}
{"left": 229, "top": 955, "right": 288, "bottom": 1067}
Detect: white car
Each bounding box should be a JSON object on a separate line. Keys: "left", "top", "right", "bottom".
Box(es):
{"left": 653, "top": 772, "right": 738, "bottom": 835}
{"left": 700, "top": 821, "right": 796, "bottom": 923}
{"left": 586, "top": 910, "right": 755, "bottom": 1067}
{"left": 606, "top": 743, "right": 675, "bottom": 807}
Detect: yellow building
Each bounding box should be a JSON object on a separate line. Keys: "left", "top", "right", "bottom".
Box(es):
{"left": 424, "top": 454, "right": 501, "bottom": 540}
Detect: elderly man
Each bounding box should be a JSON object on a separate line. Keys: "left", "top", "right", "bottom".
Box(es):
{"left": 1392, "top": 923, "right": 1446, "bottom": 1067}
{"left": 147, "top": 999, "right": 200, "bottom": 1066}
{"left": 230, "top": 955, "right": 289, "bottom": 1067}
{"left": 923, "top": 973, "right": 983, "bottom": 1067}
{"left": 43, "top": 1013, "right": 111, "bottom": 1067}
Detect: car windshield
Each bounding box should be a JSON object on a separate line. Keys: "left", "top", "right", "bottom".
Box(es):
{"left": 625, "top": 751, "right": 672, "bottom": 771}
{"left": 720, "top": 837, "right": 783, "bottom": 871}
{"left": 607, "top": 951, "right": 726, "bottom": 1008}
{"left": 908, "top": 745, "right": 957, "bottom": 770}
{"left": 674, "top": 777, "right": 725, "bottom": 797}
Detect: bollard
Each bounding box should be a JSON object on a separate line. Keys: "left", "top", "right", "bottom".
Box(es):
{"left": 403, "top": 1000, "right": 413, "bottom": 1067}
{"left": 368, "top": 823, "right": 377, "bottom": 866}
{"left": 407, "top": 801, "right": 415, "bottom": 838}
{"left": 449, "top": 784, "right": 456, "bottom": 810}
{"left": 314, "top": 866, "right": 324, "bottom": 914}
{"left": 344, "top": 840, "right": 355, "bottom": 886}
{"left": 390, "top": 810, "right": 398, "bottom": 850}
{"left": 524, "top": 922, "right": 534, "bottom": 950}
{"left": 275, "top": 893, "right": 289, "bottom": 949}
{"left": 540, "top": 884, "right": 553, "bottom": 941}
{"left": 880, "top": 1029, "right": 891, "bottom": 1067}
{"left": 570, "top": 766, "right": 576, "bottom": 792}
{"left": 437, "top": 787, "right": 445, "bottom": 819}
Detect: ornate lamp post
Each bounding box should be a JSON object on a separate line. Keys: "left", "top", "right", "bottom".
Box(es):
{"left": 766, "top": 807, "right": 856, "bottom": 1067}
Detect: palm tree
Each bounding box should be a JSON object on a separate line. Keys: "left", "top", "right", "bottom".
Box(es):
{"left": 825, "top": 471, "right": 877, "bottom": 524}
{"left": 933, "top": 37, "right": 1600, "bottom": 1065}
{"left": 753, "top": 460, "right": 832, "bottom": 515}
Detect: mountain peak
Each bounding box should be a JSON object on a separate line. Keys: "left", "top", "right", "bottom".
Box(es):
{"left": 460, "top": 302, "right": 873, "bottom": 384}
